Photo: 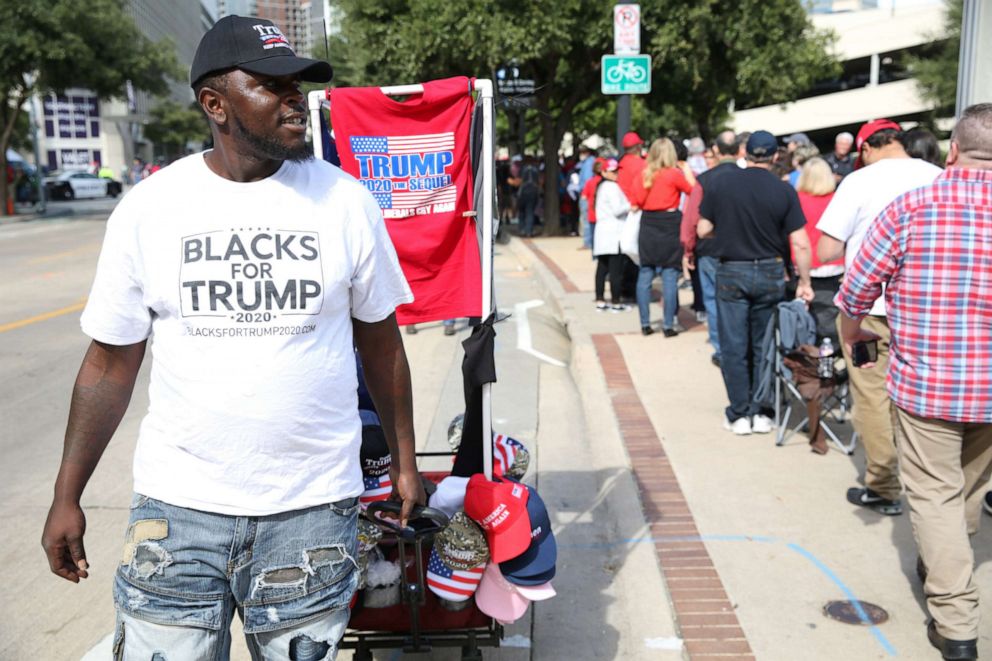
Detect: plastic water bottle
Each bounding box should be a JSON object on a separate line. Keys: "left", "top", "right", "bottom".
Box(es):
{"left": 818, "top": 337, "right": 835, "bottom": 379}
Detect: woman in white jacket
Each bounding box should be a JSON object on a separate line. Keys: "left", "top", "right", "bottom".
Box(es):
{"left": 593, "top": 158, "right": 629, "bottom": 311}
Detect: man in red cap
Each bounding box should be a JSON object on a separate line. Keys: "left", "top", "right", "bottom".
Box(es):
{"left": 616, "top": 131, "right": 646, "bottom": 203}
{"left": 816, "top": 118, "right": 942, "bottom": 517}
{"left": 614, "top": 131, "right": 646, "bottom": 303}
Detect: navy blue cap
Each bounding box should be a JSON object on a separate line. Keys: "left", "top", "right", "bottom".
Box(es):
{"left": 746, "top": 130, "right": 779, "bottom": 158}
{"left": 499, "top": 482, "right": 557, "bottom": 584}
{"left": 503, "top": 564, "right": 555, "bottom": 586}
{"left": 360, "top": 413, "right": 390, "bottom": 478}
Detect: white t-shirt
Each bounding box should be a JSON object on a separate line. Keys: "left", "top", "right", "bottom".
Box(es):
{"left": 816, "top": 157, "right": 942, "bottom": 315}
{"left": 81, "top": 153, "right": 413, "bottom": 515}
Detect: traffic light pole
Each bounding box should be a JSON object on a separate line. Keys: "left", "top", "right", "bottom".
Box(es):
{"left": 617, "top": 94, "right": 631, "bottom": 154}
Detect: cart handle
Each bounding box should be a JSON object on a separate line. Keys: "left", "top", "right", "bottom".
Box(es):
{"left": 365, "top": 502, "right": 450, "bottom": 539}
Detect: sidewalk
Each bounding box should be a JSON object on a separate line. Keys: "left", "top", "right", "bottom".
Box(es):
{"left": 0, "top": 204, "right": 74, "bottom": 225}
{"left": 511, "top": 235, "right": 992, "bottom": 661}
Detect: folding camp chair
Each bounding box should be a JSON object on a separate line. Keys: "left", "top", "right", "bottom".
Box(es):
{"left": 772, "top": 332, "right": 857, "bottom": 455}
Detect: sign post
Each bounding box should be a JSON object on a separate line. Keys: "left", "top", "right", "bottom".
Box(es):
{"left": 610, "top": 3, "right": 646, "bottom": 151}
{"left": 613, "top": 4, "right": 641, "bottom": 54}
{"left": 601, "top": 55, "right": 652, "bottom": 95}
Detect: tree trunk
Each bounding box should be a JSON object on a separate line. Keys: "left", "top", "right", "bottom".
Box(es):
{"left": 540, "top": 114, "right": 560, "bottom": 235}
{"left": 0, "top": 151, "right": 7, "bottom": 216}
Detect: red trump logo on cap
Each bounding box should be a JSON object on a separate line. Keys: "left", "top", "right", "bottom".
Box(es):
{"left": 464, "top": 475, "right": 532, "bottom": 563}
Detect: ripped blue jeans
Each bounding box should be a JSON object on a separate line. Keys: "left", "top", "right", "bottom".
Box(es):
{"left": 112, "top": 493, "right": 359, "bottom": 660}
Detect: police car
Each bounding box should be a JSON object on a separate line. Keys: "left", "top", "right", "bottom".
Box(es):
{"left": 44, "top": 171, "right": 121, "bottom": 200}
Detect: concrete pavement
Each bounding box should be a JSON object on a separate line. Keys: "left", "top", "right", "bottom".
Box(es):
{"left": 515, "top": 235, "right": 992, "bottom": 661}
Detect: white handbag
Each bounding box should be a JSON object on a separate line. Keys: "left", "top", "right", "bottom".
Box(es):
{"left": 620, "top": 209, "right": 641, "bottom": 265}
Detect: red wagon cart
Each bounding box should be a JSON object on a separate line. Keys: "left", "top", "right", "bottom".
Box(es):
{"left": 308, "top": 78, "right": 505, "bottom": 659}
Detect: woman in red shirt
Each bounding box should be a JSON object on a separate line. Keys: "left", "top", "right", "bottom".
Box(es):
{"left": 580, "top": 158, "right": 604, "bottom": 248}
{"left": 632, "top": 138, "right": 695, "bottom": 336}
{"left": 796, "top": 157, "right": 843, "bottom": 342}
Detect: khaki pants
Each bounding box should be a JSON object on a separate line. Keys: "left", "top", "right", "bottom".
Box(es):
{"left": 836, "top": 315, "right": 901, "bottom": 500}
{"left": 893, "top": 407, "right": 992, "bottom": 640}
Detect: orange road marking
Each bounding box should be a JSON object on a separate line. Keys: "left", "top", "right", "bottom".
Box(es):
{"left": 0, "top": 299, "right": 87, "bottom": 334}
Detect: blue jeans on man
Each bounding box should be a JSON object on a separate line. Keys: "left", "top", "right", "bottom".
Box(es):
{"left": 716, "top": 259, "right": 785, "bottom": 423}
{"left": 636, "top": 265, "right": 680, "bottom": 330}
{"left": 697, "top": 255, "right": 721, "bottom": 360}
{"left": 518, "top": 188, "right": 539, "bottom": 237}
{"left": 113, "top": 493, "right": 359, "bottom": 659}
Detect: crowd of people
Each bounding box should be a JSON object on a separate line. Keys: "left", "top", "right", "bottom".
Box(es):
{"left": 561, "top": 109, "right": 992, "bottom": 661}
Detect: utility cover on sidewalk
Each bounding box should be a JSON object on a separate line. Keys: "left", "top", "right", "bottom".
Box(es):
{"left": 823, "top": 600, "right": 889, "bottom": 625}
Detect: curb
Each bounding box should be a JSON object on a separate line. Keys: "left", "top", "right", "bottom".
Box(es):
{"left": 506, "top": 237, "right": 689, "bottom": 659}
{"left": 0, "top": 207, "right": 75, "bottom": 226}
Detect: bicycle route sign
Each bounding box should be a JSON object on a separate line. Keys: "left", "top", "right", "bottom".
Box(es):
{"left": 601, "top": 54, "right": 652, "bottom": 95}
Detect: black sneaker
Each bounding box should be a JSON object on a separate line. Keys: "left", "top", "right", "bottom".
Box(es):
{"left": 983, "top": 491, "right": 992, "bottom": 517}
{"left": 927, "top": 620, "right": 977, "bottom": 660}
{"left": 662, "top": 328, "right": 678, "bottom": 338}
{"left": 846, "top": 487, "right": 903, "bottom": 515}
{"left": 641, "top": 326, "right": 654, "bottom": 336}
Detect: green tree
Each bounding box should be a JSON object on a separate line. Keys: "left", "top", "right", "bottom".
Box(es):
{"left": 333, "top": 0, "right": 837, "bottom": 233}
{"left": 909, "top": 0, "right": 961, "bottom": 115}
{"left": 0, "top": 0, "right": 178, "bottom": 213}
{"left": 145, "top": 100, "right": 209, "bottom": 161}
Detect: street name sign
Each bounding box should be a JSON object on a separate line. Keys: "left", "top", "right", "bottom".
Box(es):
{"left": 613, "top": 4, "right": 641, "bottom": 54}
{"left": 601, "top": 54, "right": 651, "bottom": 95}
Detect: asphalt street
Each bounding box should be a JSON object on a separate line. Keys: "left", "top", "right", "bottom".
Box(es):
{"left": 0, "top": 203, "right": 583, "bottom": 660}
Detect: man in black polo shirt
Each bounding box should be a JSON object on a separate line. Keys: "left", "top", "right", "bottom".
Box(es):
{"left": 698, "top": 130, "right": 814, "bottom": 436}
{"left": 682, "top": 130, "right": 741, "bottom": 365}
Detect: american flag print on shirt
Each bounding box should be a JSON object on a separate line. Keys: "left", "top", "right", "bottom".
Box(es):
{"left": 349, "top": 133, "right": 458, "bottom": 211}
{"left": 360, "top": 474, "right": 392, "bottom": 507}
{"left": 427, "top": 548, "right": 485, "bottom": 601}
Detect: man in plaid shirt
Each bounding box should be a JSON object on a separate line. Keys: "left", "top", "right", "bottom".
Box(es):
{"left": 837, "top": 104, "right": 992, "bottom": 661}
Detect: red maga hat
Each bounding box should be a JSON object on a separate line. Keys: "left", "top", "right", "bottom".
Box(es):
{"left": 621, "top": 131, "right": 644, "bottom": 149}
{"left": 854, "top": 119, "right": 902, "bottom": 169}
{"left": 464, "top": 474, "right": 532, "bottom": 563}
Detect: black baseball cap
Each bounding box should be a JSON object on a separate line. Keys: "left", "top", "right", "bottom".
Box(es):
{"left": 746, "top": 130, "right": 779, "bottom": 158}
{"left": 190, "top": 15, "right": 333, "bottom": 88}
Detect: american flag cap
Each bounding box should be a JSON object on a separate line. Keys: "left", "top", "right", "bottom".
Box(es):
{"left": 426, "top": 547, "right": 484, "bottom": 602}
{"left": 492, "top": 434, "right": 530, "bottom": 480}
{"left": 359, "top": 473, "right": 392, "bottom": 508}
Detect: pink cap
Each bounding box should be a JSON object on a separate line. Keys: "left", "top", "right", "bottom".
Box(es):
{"left": 513, "top": 581, "right": 556, "bottom": 602}
{"left": 475, "top": 562, "right": 531, "bottom": 622}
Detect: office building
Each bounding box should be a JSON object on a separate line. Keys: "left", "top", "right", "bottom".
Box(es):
{"left": 730, "top": 0, "right": 949, "bottom": 144}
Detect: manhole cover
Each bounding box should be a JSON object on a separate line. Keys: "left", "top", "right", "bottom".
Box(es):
{"left": 823, "top": 600, "right": 889, "bottom": 625}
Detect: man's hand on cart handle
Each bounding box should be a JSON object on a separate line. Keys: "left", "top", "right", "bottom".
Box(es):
{"left": 391, "top": 465, "right": 427, "bottom": 528}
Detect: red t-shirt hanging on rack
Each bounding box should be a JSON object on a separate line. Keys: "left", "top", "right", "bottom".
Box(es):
{"left": 330, "top": 77, "right": 481, "bottom": 325}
